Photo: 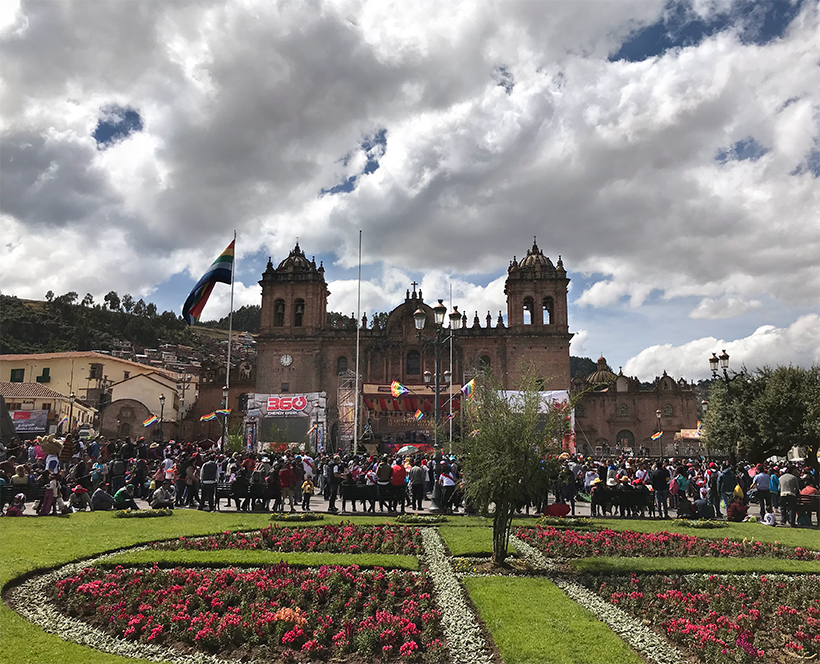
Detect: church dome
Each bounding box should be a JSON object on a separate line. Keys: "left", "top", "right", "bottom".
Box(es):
{"left": 277, "top": 242, "right": 314, "bottom": 272}
{"left": 586, "top": 356, "right": 616, "bottom": 385}
{"left": 519, "top": 239, "right": 554, "bottom": 269}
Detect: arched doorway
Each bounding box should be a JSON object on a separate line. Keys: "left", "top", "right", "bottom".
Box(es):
{"left": 615, "top": 429, "right": 634, "bottom": 450}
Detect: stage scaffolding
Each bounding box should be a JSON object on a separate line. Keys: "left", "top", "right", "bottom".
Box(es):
{"left": 337, "top": 370, "right": 357, "bottom": 451}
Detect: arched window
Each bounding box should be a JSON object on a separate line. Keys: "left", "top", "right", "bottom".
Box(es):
{"left": 617, "top": 403, "right": 628, "bottom": 416}
{"left": 406, "top": 350, "right": 421, "bottom": 375}
{"left": 337, "top": 356, "right": 348, "bottom": 374}
{"left": 479, "top": 355, "right": 492, "bottom": 374}
{"left": 663, "top": 404, "right": 673, "bottom": 417}
{"left": 523, "top": 296, "right": 534, "bottom": 325}
{"left": 274, "top": 299, "right": 285, "bottom": 327}
{"left": 542, "top": 297, "right": 554, "bottom": 324}
{"left": 294, "top": 299, "right": 305, "bottom": 327}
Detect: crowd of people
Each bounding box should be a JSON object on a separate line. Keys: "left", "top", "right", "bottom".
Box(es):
{"left": 0, "top": 433, "right": 817, "bottom": 528}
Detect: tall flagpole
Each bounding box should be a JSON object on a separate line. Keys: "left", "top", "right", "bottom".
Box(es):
{"left": 224, "top": 230, "right": 236, "bottom": 452}
{"left": 448, "top": 283, "right": 453, "bottom": 454}
{"left": 353, "top": 230, "right": 362, "bottom": 456}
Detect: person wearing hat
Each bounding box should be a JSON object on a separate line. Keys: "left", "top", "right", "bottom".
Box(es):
{"left": 4, "top": 492, "right": 26, "bottom": 516}
{"left": 68, "top": 484, "right": 93, "bottom": 512}
{"left": 151, "top": 479, "right": 175, "bottom": 509}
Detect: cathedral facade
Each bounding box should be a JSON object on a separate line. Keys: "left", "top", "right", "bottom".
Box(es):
{"left": 255, "top": 240, "right": 573, "bottom": 449}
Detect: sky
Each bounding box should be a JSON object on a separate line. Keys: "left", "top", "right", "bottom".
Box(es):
{"left": 1, "top": 0, "right": 818, "bottom": 382}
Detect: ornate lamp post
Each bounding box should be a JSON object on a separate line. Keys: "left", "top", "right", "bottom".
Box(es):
{"left": 655, "top": 408, "right": 663, "bottom": 461}
{"left": 413, "top": 300, "right": 462, "bottom": 449}
{"left": 708, "top": 350, "right": 743, "bottom": 465}
{"left": 158, "top": 393, "right": 166, "bottom": 442}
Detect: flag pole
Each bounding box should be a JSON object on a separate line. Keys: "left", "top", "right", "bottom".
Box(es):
{"left": 448, "top": 283, "right": 453, "bottom": 454}
{"left": 223, "top": 230, "right": 236, "bottom": 451}
{"left": 353, "top": 230, "right": 362, "bottom": 456}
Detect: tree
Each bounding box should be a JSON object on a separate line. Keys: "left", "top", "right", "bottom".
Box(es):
{"left": 133, "top": 298, "right": 146, "bottom": 316}
{"left": 121, "top": 293, "right": 134, "bottom": 313}
{"left": 371, "top": 312, "right": 389, "bottom": 329}
{"left": 44, "top": 290, "right": 54, "bottom": 303}
{"left": 327, "top": 311, "right": 355, "bottom": 329}
{"left": 704, "top": 365, "right": 819, "bottom": 471}
{"left": 81, "top": 293, "right": 94, "bottom": 307}
{"left": 455, "top": 369, "right": 569, "bottom": 565}
{"left": 145, "top": 302, "right": 157, "bottom": 317}
{"left": 104, "top": 291, "right": 120, "bottom": 311}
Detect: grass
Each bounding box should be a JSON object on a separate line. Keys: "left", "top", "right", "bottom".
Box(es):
{"left": 439, "top": 525, "right": 515, "bottom": 556}
{"left": 464, "top": 577, "right": 643, "bottom": 664}
{"left": 105, "top": 549, "right": 418, "bottom": 569}
{"left": 570, "top": 556, "right": 820, "bottom": 575}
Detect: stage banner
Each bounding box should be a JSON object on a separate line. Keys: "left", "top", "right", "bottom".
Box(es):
{"left": 11, "top": 410, "right": 49, "bottom": 434}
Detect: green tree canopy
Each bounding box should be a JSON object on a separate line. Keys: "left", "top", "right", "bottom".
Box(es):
{"left": 455, "top": 369, "right": 570, "bottom": 564}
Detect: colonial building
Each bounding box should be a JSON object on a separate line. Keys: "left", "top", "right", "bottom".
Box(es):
{"left": 254, "top": 240, "right": 573, "bottom": 450}
{"left": 571, "top": 357, "right": 699, "bottom": 458}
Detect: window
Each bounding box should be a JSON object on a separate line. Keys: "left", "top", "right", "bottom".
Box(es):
{"left": 406, "top": 350, "right": 421, "bottom": 375}
{"left": 575, "top": 404, "right": 585, "bottom": 418}
{"left": 294, "top": 299, "right": 305, "bottom": 327}
{"left": 617, "top": 403, "right": 628, "bottom": 416}
{"left": 274, "top": 299, "right": 285, "bottom": 326}
{"left": 663, "top": 405, "right": 673, "bottom": 417}
{"left": 523, "top": 296, "right": 534, "bottom": 325}
{"left": 337, "top": 356, "right": 348, "bottom": 374}
{"left": 10, "top": 368, "right": 24, "bottom": 382}
{"left": 479, "top": 355, "right": 492, "bottom": 374}
{"left": 89, "top": 363, "right": 103, "bottom": 379}
{"left": 123, "top": 371, "right": 130, "bottom": 380}
{"left": 36, "top": 368, "right": 50, "bottom": 383}
{"left": 281, "top": 383, "right": 290, "bottom": 392}
{"left": 542, "top": 297, "right": 554, "bottom": 324}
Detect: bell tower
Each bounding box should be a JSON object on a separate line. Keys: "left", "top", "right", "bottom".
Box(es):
{"left": 259, "top": 242, "right": 329, "bottom": 336}
{"left": 505, "top": 238, "right": 569, "bottom": 331}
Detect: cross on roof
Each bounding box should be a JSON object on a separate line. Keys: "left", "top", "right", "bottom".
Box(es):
{"left": 410, "top": 280, "right": 418, "bottom": 291}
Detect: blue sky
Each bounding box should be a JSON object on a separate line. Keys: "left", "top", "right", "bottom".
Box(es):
{"left": 2, "top": 0, "right": 818, "bottom": 380}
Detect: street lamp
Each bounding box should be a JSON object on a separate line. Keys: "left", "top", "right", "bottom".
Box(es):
{"left": 655, "top": 408, "right": 663, "bottom": 460}
{"left": 67, "top": 392, "right": 76, "bottom": 435}
{"left": 414, "top": 300, "right": 462, "bottom": 449}
{"left": 222, "top": 385, "right": 229, "bottom": 451}
{"left": 708, "top": 350, "right": 744, "bottom": 466}
{"left": 158, "top": 393, "right": 166, "bottom": 442}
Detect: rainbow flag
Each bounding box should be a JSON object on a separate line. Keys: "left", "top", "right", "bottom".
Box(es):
{"left": 182, "top": 240, "right": 235, "bottom": 325}
{"left": 307, "top": 424, "right": 318, "bottom": 435}
{"left": 696, "top": 420, "right": 703, "bottom": 436}
{"left": 143, "top": 415, "right": 159, "bottom": 427}
{"left": 216, "top": 408, "right": 231, "bottom": 416}
{"left": 651, "top": 431, "right": 663, "bottom": 440}
{"left": 446, "top": 413, "right": 455, "bottom": 421}
{"left": 391, "top": 380, "right": 410, "bottom": 398}
{"left": 200, "top": 412, "right": 217, "bottom": 422}
{"left": 469, "top": 429, "right": 480, "bottom": 438}
{"left": 58, "top": 415, "right": 68, "bottom": 428}
{"left": 461, "top": 378, "right": 476, "bottom": 399}
{"left": 413, "top": 409, "right": 424, "bottom": 421}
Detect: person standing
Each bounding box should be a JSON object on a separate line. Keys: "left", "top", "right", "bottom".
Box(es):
{"left": 199, "top": 454, "right": 219, "bottom": 511}
{"left": 391, "top": 457, "right": 407, "bottom": 514}
{"left": 408, "top": 459, "right": 426, "bottom": 511}
{"left": 376, "top": 456, "right": 393, "bottom": 512}
{"left": 279, "top": 461, "right": 297, "bottom": 513}
{"left": 717, "top": 462, "right": 737, "bottom": 516}
{"left": 650, "top": 461, "right": 670, "bottom": 518}
{"left": 752, "top": 465, "right": 772, "bottom": 518}
{"left": 301, "top": 475, "right": 314, "bottom": 511}
{"left": 327, "top": 455, "right": 343, "bottom": 513}
{"left": 778, "top": 466, "right": 799, "bottom": 527}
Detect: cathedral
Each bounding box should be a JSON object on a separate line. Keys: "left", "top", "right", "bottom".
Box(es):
{"left": 253, "top": 239, "right": 573, "bottom": 450}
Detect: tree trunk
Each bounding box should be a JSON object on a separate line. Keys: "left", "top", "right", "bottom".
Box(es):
{"left": 492, "top": 499, "right": 513, "bottom": 565}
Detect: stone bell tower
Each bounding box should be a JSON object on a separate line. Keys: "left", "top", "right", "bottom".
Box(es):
{"left": 505, "top": 237, "right": 570, "bottom": 332}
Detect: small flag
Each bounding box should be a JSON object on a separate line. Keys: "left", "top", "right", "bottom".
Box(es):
{"left": 216, "top": 408, "right": 232, "bottom": 416}
{"left": 469, "top": 429, "right": 480, "bottom": 438}
{"left": 182, "top": 240, "right": 235, "bottom": 325}
{"left": 307, "top": 424, "right": 318, "bottom": 435}
{"left": 446, "top": 413, "right": 455, "bottom": 421}
{"left": 413, "top": 409, "right": 425, "bottom": 421}
{"left": 58, "top": 415, "right": 68, "bottom": 428}
{"left": 651, "top": 431, "right": 663, "bottom": 441}
{"left": 391, "top": 380, "right": 410, "bottom": 398}
{"left": 200, "top": 412, "right": 217, "bottom": 422}
{"left": 461, "top": 378, "right": 476, "bottom": 399}
{"left": 696, "top": 420, "right": 703, "bottom": 436}
{"left": 143, "top": 415, "right": 159, "bottom": 427}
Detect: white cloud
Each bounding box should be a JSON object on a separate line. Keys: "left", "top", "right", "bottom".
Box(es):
{"left": 623, "top": 314, "right": 820, "bottom": 381}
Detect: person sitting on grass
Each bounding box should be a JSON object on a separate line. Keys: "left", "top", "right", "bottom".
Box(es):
{"left": 4, "top": 493, "right": 26, "bottom": 516}
{"left": 91, "top": 484, "right": 116, "bottom": 510}
{"left": 150, "top": 480, "right": 175, "bottom": 509}
{"left": 68, "top": 485, "right": 93, "bottom": 512}
{"left": 113, "top": 484, "right": 139, "bottom": 511}
{"left": 727, "top": 497, "right": 748, "bottom": 522}
{"left": 761, "top": 507, "right": 777, "bottom": 527}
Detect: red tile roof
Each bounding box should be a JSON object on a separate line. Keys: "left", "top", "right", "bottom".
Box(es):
{"left": 0, "top": 382, "right": 67, "bottom": 399}
{"left": 0, "top": 351, "right": 176, "bottom": 378}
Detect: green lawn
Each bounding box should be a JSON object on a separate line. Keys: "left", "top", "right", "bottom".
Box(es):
{"left": 571, "top": 556, "right": 820, "bottom": 575}
{"left": 464, "top": 577, "right": 643, "bottom": 664}
{"left": 440, "top": 525, "right": 515, "bottom": 556}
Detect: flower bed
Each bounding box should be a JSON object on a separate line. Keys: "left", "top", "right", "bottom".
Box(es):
{"left": 114, "top": 508, "right": 173, "bottom": 519}
{"left": 670, "top": 519, "right": 727, "bottom": 529}
{"left": 515, "top": 525, "right": 819, "bottom": 559}
{"left": 581, "top": 573, "right": 820, "bottom": 663}
{"left": 49, "top": 563, "right": 446, "bottom": 662}
{"left": 395, "top": 515, "right": 449, "bottom": 524}
{"left": 153, "top": 522, "right": 423, "bottom": 555}
{"left": 270, "top": 512, "right": 324, "bottom": 522}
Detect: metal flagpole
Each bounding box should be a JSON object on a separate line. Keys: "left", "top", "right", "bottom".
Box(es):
{"left": 448, "top": 283, "right": 453, "bottom": 454}
{"left": 353, "top": 230, "right": 362, "bottom": 456}
{"left": 223, "top": 230, "right": 236, "bottom": 452}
